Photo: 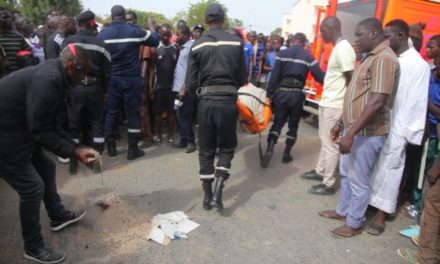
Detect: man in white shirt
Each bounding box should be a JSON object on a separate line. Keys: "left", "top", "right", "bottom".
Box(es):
{"left": 367, "top": 19, "right": 430, "bottom": 235}
{"left": 301, "top": 16, "right": 355, "bottom": 195}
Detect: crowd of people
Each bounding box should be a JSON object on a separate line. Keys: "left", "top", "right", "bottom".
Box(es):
{"left": 1, "top": 3, "right": 440, "bottom": 264}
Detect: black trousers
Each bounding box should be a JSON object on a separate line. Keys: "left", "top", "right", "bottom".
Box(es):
{"left": 198, "top": 96, "right": 238, "bottom": 181}
{"left": 268, "top": 90, "right": 305, "bottom": 145}
{"left": 0, "top": 148, "right": 66, "bottom": 251}
{"left": 69, "top": 84, "right": 105, "bottom": 145}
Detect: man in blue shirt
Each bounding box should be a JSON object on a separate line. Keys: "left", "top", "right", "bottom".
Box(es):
{"left": 249, "top": 31, "right": 264, "bottom": 86}
{"left": 98, "top": 5, "right": 159, "bottom": 160}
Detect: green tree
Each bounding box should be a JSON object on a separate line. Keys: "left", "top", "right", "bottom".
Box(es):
{"left": 185, "top": 0, "right": 229, "bottom": 29}
{"left": 0, "top": 0, "right": 18, "bottom": 11}
{"left": 19, "top": 0, "right": 83, "bottom": 25}
{"left": 170, "top": 10, "right": 188, "bottom": 28}
{"left": 228, "top": 18, "right": 243, "bottom": 29}
{"left": 126, "top": 9, "right": 170, "bottom": 27}
{"left": 271, "top": 27, "right": 282, "bottom": 36}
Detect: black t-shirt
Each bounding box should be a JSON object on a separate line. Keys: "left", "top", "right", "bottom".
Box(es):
{"left": 154, "top": 42, "right": 178, "bottom": 90}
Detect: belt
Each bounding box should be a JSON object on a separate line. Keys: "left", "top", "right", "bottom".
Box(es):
{"left": 196, "top": 85, "right": 237, "bottom": 96}
{"left": 277, "top": 87, "right": 303, "bottom": 92}
{"left": 81, "top": 76, "right": 101, "bottom": 86}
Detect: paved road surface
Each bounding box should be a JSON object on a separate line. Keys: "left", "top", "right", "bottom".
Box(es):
{"left": 0, "top": 118, "right": 416, "bottom": 263}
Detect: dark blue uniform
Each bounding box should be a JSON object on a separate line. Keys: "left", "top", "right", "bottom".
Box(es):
{"left": 98, "top": 21, "right": 159, "bottom": 141}
{"left": 264, "top": 44, "right": 324, "bottom": 164}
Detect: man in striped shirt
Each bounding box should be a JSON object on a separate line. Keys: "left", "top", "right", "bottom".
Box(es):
{"left": 319, "top": 18, "right": 400, "bottom": 238}
{"left": 0, "top": 10, "right": 32, "bottom": 75}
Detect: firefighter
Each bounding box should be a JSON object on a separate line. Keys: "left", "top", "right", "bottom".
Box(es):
{"left": 186, "top": 4, "right": 247, "bottom": 210}
{"left": 62, "top": 10, "right": 111, "bottom": 174}
{"left": 98, "top": 5, "right": 159, "bottom": 160}
{"left": 261, "top": 33, "right": 324, "bottom": 168}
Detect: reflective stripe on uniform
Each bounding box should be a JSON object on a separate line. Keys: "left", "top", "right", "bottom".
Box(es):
{"left": 127, "top": 129, "right": 141, "bottom": 133}
{"left": 191, "top": 41, "right": 241, "bottom": 52}
{"left": 215, "top": 166, "right": 230, "bottom": 171}
{"left": 200, "top": 174, "right": 215, "bottom": 180}
{"left": 93, "top": 137, "right": 105, "bottom": 143}
{"left": 276, "top": 57, "right": 317, "bottom": 67}
{"left": 71, "top": 43, "right": 111, "bottom": 62}
{"left": 103, "top": 30, "right": 152, "bottom": 44}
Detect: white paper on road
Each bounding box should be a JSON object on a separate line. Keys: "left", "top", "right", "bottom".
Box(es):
{"left": 147, "top": 211, "right": 199, "bottom": 245}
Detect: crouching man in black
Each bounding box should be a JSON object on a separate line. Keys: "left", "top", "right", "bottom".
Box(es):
{"left": 0, "top": 44, "right": 98, "bottom": 264}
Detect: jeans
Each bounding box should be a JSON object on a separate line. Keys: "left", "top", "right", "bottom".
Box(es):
{"left": 336, "top": 135, "right": 386, "bottom": 229}
{"left": 0, "top": 148, "right": 66, "bottom": 250}
{"left": 177, "top": 94, "right": 195, "bottom": 145}
{"left": 198, "top": 96, "right": 238, "bottom": 181}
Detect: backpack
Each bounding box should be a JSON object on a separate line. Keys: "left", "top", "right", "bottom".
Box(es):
{"left": 236, "top": 83, "right": 272, "bottom": 134}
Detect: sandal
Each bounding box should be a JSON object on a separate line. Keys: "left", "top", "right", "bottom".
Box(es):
{"left": 154, "top": 137, "right": 162, "bottom": 145}
{"left": 397, "top": 248, "right": 420, "bottom": 264}
{"left": 411, "top": 235, "right": 420, "bottom": 247}
{"left": 168, "top": 138, "right": 174, "bottom": 144}
{"left": 366, "top": 222, "right": 385, "bottom": 235}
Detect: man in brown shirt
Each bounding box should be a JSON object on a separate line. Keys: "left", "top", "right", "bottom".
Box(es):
{"left": 319, "top": 18, "right": 400, "bottom": 238}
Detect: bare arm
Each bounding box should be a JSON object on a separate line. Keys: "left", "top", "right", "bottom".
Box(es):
{"left": 343, "top": 70, "right": 353, "bottom": 86}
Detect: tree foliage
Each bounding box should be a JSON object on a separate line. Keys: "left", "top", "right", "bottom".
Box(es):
{"left": 127, "top": 9, "right": 171, "bottom": 27}
{"left": 271, "top": 27, "right": 282, "bottom": 36}
{"left": 172, "top": 0, "right": 244, "bottom": 30}
{"left": 19, "top": 0, "right": 83, "bottom": 25}
{"left": 0, "top": 0, "right": 17, "bottom": 11}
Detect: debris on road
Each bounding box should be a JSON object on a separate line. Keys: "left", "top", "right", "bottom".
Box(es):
{"left": 147, "top": 211, "right": 199, "bottom": 245}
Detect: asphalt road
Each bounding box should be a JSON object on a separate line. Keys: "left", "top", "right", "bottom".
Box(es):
{"left": 0, "top": 118, "right": 416, "bottom": 264}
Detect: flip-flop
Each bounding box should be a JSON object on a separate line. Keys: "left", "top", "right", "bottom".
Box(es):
{"left": 366, "top": 222, "right": 385, "bottom": 235}
{"left": 410, "top": 235, "right": 420, "bottom": 247}
{"left": 397, "top": 248, "right": 420, "bottom": 264}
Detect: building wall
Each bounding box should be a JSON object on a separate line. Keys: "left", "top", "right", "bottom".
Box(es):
{"left": 281, "top": 0, "right": 328, "bottom": 41}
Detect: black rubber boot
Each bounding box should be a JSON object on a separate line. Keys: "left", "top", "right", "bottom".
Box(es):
{"left": 282, "top": 143, "right": 294, "bottom": 164}
{"left": 93, "top": 143, "right": 105, "bottom": 154}
{"left": 127, "top": 140, "right": 145, "bottom": 160}
{"left": 260, "top": 139, "right": 276, "bottom": 168}
{"left": 210, "top": 176, "right": 226, "bottom": 210}
{"left": 202, "top": 180, "right": 213, "bottom": 210}
{"left": 107, "top": 138, "right": 117, "bottom": 157}
{"left": 69, "top": 157, "right": 77, "bottom": 175}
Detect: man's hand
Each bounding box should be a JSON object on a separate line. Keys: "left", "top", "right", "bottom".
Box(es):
{"left": 178, "top": 87, "right": 186, "bottom": 99}
{"left": 339, "top": 133, "right": 354, "bottom": 154}
{"left": 330, "top": 124, "right": 341, "bottom": 143}
{"left": 74, "top": 147, "right": 100, "bottom": 167}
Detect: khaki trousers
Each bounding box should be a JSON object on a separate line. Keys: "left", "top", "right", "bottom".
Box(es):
{"left": 315, "top": 107, "right": 342, "bottom": 187}
{"left": 417, "top": 178, "right": 440, "bottom": 263}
